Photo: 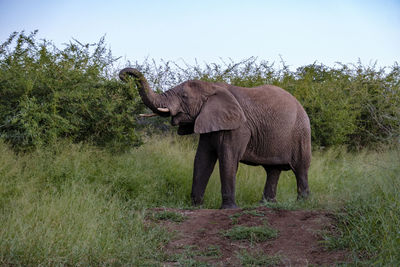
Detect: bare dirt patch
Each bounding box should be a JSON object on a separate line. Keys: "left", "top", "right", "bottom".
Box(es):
{"left": 150, "top": 206, "right": 348, "bottom": 266}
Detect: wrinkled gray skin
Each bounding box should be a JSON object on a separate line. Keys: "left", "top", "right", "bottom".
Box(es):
{"left": 120, "top": 68, "right": 311, "bottom": 209}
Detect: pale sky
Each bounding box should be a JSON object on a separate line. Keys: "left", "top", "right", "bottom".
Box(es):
{"left": 1, "top": 0, "right": 399, "bottom": 69}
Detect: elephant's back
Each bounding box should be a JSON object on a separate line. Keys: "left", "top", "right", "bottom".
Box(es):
{"left": 235, "top": 84, "right": 302, "bottom": 110}
{"left": 228, "top": 84, "right": 305, "bottom": 124}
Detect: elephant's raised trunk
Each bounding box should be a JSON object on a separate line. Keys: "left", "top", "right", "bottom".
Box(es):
{"left": 119, "top": 68, "right": 169, "bottom": 116}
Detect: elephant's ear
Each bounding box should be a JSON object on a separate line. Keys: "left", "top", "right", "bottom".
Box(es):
{"left": 194, "top": 88, "right": 246, "bottom": 134}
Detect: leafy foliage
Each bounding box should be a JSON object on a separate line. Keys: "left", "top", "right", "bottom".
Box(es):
{"left": 0, "top": 31, "right": 144, "bottom": 151}
{"left": 1, "top": 31, "right": 399, "bottom": 150}
{"left": 130, "top": 57, "right": 400, "bottom": 148}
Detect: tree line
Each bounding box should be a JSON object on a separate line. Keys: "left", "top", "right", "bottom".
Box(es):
{"left": 1, "top": 31, "right": 399, "bottom": 151}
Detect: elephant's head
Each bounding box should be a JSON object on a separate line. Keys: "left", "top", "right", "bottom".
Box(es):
{"left": 119, "top": 68, "right": 246, "bottom": 135}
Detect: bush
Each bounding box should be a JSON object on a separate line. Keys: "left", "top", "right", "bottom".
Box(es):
{"left": 130, "top": 58, "right": 400, "bottom": 148}
{"left": 1, "top": 31, "right": 399, "bottom": 150}
{"left": 0, "top": 31, "right": 145, "bottom": 151}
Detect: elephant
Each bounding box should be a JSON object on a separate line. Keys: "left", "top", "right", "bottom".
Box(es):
{"left": 119, "top": 68, "right": 311, "bottom": 209}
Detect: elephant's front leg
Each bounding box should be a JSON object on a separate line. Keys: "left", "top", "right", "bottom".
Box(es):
{"left": 191, "top": 140, "right": 217, "bottom": 206}
{"left": 218, "top": 155, "right": 239, "bottom": 209}
{"left": 217, "top": 129, "right": 250, "bottom": 209}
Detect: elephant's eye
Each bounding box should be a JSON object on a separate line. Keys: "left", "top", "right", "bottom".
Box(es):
{"left": 182, "top": 93, "right": 188, "bottom": 99}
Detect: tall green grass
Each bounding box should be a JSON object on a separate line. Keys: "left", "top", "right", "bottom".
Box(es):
{"left": 0, "top": 140, "right": 171, "bottom": 265}
{"left": 1, "top": 136, "right": 399, "bottom": 265}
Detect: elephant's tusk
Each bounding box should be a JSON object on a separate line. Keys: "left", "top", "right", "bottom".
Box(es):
{"left": 139, "top": 113, "right": 158, "bottom": 117}
{"left": 157, "top": 107, "right": 170, "bottom": 113}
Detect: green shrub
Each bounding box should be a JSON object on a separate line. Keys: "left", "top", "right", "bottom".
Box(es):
{"left": 131, "top": 59, "right": 399, "bottom": 148}
{"left": 1, "top": 31, "right": 399, "bottom": 150}
{"left": 0, "top": 31, "right": 144, "bottom": 151}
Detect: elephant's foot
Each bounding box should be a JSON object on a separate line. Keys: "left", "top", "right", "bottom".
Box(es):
{"left": 191, "top": 195, "right": 204, "bottom": 207}
{"left": 220, "top": 202, "right": 239, "bottom": 209}
{"left": 297, "top": 189, "right": 310, "bottom": 200}
{"left": 260, "top": 196, "right": 277, "bottom": 204}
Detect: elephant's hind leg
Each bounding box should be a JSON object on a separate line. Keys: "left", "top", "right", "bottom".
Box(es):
{"left": 262, "top": 167, "right": 281, "bottom": 202}
{"left": 294, "top": 167, "right": 310, "bottom": 200}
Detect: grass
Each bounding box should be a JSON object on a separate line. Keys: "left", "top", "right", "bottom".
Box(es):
{"left": 166, "top": 245, "right": 216, "bottom": 266}
{"left": 0, "top": 135, "right": 399, "bottom": 265}
{"left": 150, "top": 210, "right": 188, "bottom": 223}
{"left": 202, "top": 245, "right": 221, "bottom": 258}
{"left": 0, "top": 140, "right": 174, "bottom": 265}
{"left": 236, "top": 249, "right": 282, "bottom": 266}
{"left": 228, "top": 210, "right": 265, "bottom": 225}
{"left": 223, "top": 225, "right": 278, "bottom": 242}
